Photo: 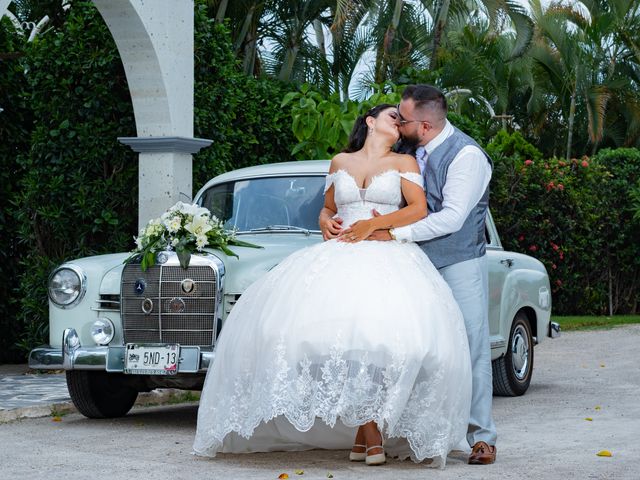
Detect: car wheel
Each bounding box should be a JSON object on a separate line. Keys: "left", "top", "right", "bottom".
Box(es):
{"left": 66, "top": 371, "right": 138, "bottom": 418}
{"left": 492, "top": 311, "right": 534, "bottom": 396}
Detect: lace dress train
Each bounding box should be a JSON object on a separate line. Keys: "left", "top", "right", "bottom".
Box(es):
{"left": 193, "top": 170, "right": 472, "bottom": 467}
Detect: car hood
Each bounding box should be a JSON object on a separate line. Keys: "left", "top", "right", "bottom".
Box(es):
{"left": 92, "top": 234, "right": 322, "bottom": 295}
{"left": 209, "top": 233, "right": 322, "bottom": 293}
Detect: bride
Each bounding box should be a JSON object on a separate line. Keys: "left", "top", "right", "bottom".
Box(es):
{"left": 193, "top": 104, "right": 472, "bottom": 468}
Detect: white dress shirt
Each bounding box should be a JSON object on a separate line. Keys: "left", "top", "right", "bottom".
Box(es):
{"left": 394, "top": 120, "right": 492, "bottom": 242}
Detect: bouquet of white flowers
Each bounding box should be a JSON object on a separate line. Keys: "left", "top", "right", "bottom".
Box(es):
{"left": 125, "top": 201, "right": 260, "bottom": 270}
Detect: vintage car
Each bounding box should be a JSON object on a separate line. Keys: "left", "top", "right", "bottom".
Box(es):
{"left": 30, "top": 160, "right": 558, "bottom": 418}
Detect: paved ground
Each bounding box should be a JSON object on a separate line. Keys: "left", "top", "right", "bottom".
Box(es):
{"left": 1, "top": 325, "right": 639, "bottom": 479}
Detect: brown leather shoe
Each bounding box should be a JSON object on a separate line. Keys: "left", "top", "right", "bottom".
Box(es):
{"left": 468, "top": 441, "right": 496, "bottom": 465}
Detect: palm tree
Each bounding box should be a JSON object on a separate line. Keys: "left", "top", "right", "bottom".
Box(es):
{"left": 429, "top": 0, "right": 534, "bottom": 68}
{"left": 439, "top": 19, "right": 534, "bottom": 130}
{"left": 530, "top": 0, "right": 640, "bottom": 157}
{"left": 206, "top": 0, "right": 267, "bottom": 75}
{"left": 260, "top": 0, "right": 333, "bottom": 82}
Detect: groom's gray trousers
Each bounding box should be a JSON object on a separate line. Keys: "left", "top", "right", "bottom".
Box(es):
{"left": 439, "top": 254, "right": 497, "bottom": 447}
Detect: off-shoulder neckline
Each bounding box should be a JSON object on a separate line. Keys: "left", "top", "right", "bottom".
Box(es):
{"left": 329, "top": 169, "right": 421, "bottom": 190}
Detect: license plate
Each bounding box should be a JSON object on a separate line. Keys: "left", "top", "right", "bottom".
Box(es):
{"left": 124, "top": 344, "right": 180, "bottom": 375}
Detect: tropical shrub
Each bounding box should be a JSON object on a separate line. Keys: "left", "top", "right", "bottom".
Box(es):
{"left": 282, "top": 83, "right": 487, "bottom": 159}
{"left": 193, "top": 8, "right": 296, "bottom": 188}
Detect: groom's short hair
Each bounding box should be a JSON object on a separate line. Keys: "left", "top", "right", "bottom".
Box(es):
{"left": 402, "top": 85, "right": 447, "bottom": 118}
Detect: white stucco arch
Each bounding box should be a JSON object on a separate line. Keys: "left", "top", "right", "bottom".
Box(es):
{"left": 1, "top": 0, "right": 210, "bottom": 228}
{"left": 93, "top": 0, "right": 191, "bottom": 137}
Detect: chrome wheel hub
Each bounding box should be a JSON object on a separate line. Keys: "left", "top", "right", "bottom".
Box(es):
{"left": 511, "top": 325, "right": 530, "bottom": 380}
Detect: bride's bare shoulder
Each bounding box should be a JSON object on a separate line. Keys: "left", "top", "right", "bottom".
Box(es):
{"left": 329, "top": 152, "right": 352, "bottom": 173}
{"left": 391, "top": 153, "right": 420, "bottom": 174}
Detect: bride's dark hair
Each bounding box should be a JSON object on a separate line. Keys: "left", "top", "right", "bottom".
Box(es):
{"left": 342, "top": 103, "right": 396, "bottom": 153}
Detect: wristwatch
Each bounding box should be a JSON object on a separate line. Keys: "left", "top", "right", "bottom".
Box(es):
{"left": 388, "top": 228, "right": 397, "bottom": 241}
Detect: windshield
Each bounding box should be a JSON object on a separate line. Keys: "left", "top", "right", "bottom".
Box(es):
{"left": 198, "top": 175, "right": 326, "bottom": 232}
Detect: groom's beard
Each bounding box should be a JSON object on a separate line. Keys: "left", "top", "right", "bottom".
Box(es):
{"left": 394, "top": 134, "right": 421, "bottom": 155}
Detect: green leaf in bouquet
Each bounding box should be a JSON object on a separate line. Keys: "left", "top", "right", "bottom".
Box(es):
{"left": 176, "top": 245, "right": 192, "bottom": 269}
{"left": 229, "top": 238, "right": 263, "bottom": 249}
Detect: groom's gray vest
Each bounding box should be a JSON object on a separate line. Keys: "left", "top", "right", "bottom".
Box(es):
{"left": 419, "top": 127, "right": 493, "bottom": 269}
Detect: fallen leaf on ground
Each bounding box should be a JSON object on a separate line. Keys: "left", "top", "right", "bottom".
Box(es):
{"left": 326, "top": 474, "right": 334, "bottom": 479}
{"left": 278, "top": 474, "right": 289, "bottom": 479}
{"left": 52, "top": 416, "right": 62, "bottom": 422}
{"left": 600, "top": 364, "right": 605, "bottom": 367}
{"left": 595, "top": 406, "right": 602, "bottom": 410}
{"left": 596, "top": 450, "right": 612, "bottom": 457}
{"left": 585, "top": 417, "right": 593, "bottom": 421}
{"left": 294, "top": 470, "right": 304, "bottom": 475}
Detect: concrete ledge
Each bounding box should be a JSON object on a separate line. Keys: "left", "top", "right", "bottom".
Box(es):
{"left": 0, "top": 389, "right": 200, "bottom": 424}
{"left": 118, "top": 136, "right": 212, "bottom": 154}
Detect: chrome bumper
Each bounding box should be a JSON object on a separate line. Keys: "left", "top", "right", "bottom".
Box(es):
{"left": 549, "top": 321, "right": 561, "bottom": 338}
{"left": 29, "top": 328, "right": 214, "bottom": 373}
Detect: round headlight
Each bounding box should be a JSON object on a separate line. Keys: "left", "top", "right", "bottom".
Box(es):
{"left": 91, "top": 318, "right": 114, "bottom": 345}
{"left": 48, "top": 265, "right": 86, "bottom": 308}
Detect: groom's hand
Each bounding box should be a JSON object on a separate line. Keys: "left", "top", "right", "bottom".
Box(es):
{"left": 366, "top": 209, "right": 392, "bottom": 241}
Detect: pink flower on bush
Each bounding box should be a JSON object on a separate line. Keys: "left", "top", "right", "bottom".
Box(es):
{"left": 524, "top": 159, "right": 533, "bottom": 166}
{"left": 550, "top": 242, "right": 559, "bottom": 251}
{"left": 559, "top": 252, "right": 564, "bottom": 260}
{"left": 529, "top": 245, "right": 538, "bottom": 252}
{"left": 556, "top": 279, "right": 563, "bottom": 286}
{"left": 552, "top": 263, "right": 557, "bottom": 270}
{"left": 557, "top": 183, "right": 564, "bottom": 191}
{"left": 518, "top": 235, "right": 525, "bottom": 242}
{"left": 546, "top": 181, "right": 555, "bottom": 191}
{"left": 558, "top": 161, "right": 566, "bottom": 167}
{"left": 581, "top": 160, "right": 589, "bottom": 167}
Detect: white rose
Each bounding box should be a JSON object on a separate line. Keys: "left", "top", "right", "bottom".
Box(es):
{"left": 135, "top": 236, "right": 144, "bottom": 249}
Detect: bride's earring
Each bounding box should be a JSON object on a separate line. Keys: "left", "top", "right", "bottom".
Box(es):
{"left": 368, "top": 127, "right": 374, "bottom": 135}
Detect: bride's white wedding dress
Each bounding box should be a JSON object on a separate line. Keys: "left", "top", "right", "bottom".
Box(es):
{"left": 193, "top": 169, "right": 472, "bottom": 467}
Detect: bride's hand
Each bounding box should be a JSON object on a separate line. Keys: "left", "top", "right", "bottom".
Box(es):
{"left": 338, "top": 220, "right": 375, "bottom": 243}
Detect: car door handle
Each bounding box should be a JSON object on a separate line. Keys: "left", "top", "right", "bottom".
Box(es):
{"left": 500, "top": 259, "right": 514, "bottom": 268}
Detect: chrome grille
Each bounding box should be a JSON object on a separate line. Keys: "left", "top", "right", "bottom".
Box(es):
{"left": 121, "top": 259, "right": 218, "bottom": 346}
{"left": 93, "top": 294, "right": 120, "bottom": 312}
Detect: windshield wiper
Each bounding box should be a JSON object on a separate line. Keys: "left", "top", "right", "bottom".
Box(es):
{"left": 246, "top": 225, "right": 311, "bottom": 235}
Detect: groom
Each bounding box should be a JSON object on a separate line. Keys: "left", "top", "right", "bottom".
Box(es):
{"left": 371, "top": 84, "right": 497, "bottom": 464}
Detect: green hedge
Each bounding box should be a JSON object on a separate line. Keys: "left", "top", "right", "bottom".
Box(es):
{"left": 488, "top": 132, "right": 640, "bottom": 314}
{"left": 10, "top": 3, "right": 139, "bottom": 356}
{"left": 0, "top": 18, "right": 31, "bottom": 362}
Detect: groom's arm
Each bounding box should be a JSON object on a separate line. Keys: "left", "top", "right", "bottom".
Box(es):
{"left": 392, "top": 146, "right": 491, "bottom": 242}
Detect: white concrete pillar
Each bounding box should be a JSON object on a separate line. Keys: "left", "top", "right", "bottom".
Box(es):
{"left": 92, "top": 0, "right": 211, "bottom": 229}
{"left": 0, "top": 1, "right": 12, "bottom": 17}
{"left": 118, "top": 137, "right": 212, "bottom": 229}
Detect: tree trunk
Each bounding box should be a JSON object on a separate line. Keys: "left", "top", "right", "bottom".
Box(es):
{"left": 234, "top": 6, "right": 255, "bottom": 54}
{"left": 430, "top": 0, "right": 451, "bottom": 69}
{"left": 242, "top": 31, "right": 257, "bottom": 76}
{"left": 314, "top": 19, "right": 326, "bottom": 57}
{"left": 330, "top": 27, "right": 342, "bottom": 99}
{"left": 566, "top": 91, "right": 576, "bottom": 160}
{"left": 279, "top": 44, "right": 301, "bottom": 82}
{"left": 375, "top": 0, "right": 404, "bottom": 85}
{"left": 215, "top": 0, "right": 229, "bottom": 23}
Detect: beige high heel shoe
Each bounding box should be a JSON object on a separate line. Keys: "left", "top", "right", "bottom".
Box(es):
{"left": 349, "top": 444, "right": 367, "bottom": 462}
{"left": 365, "top": 444, "right": 386, "bottom": 466}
